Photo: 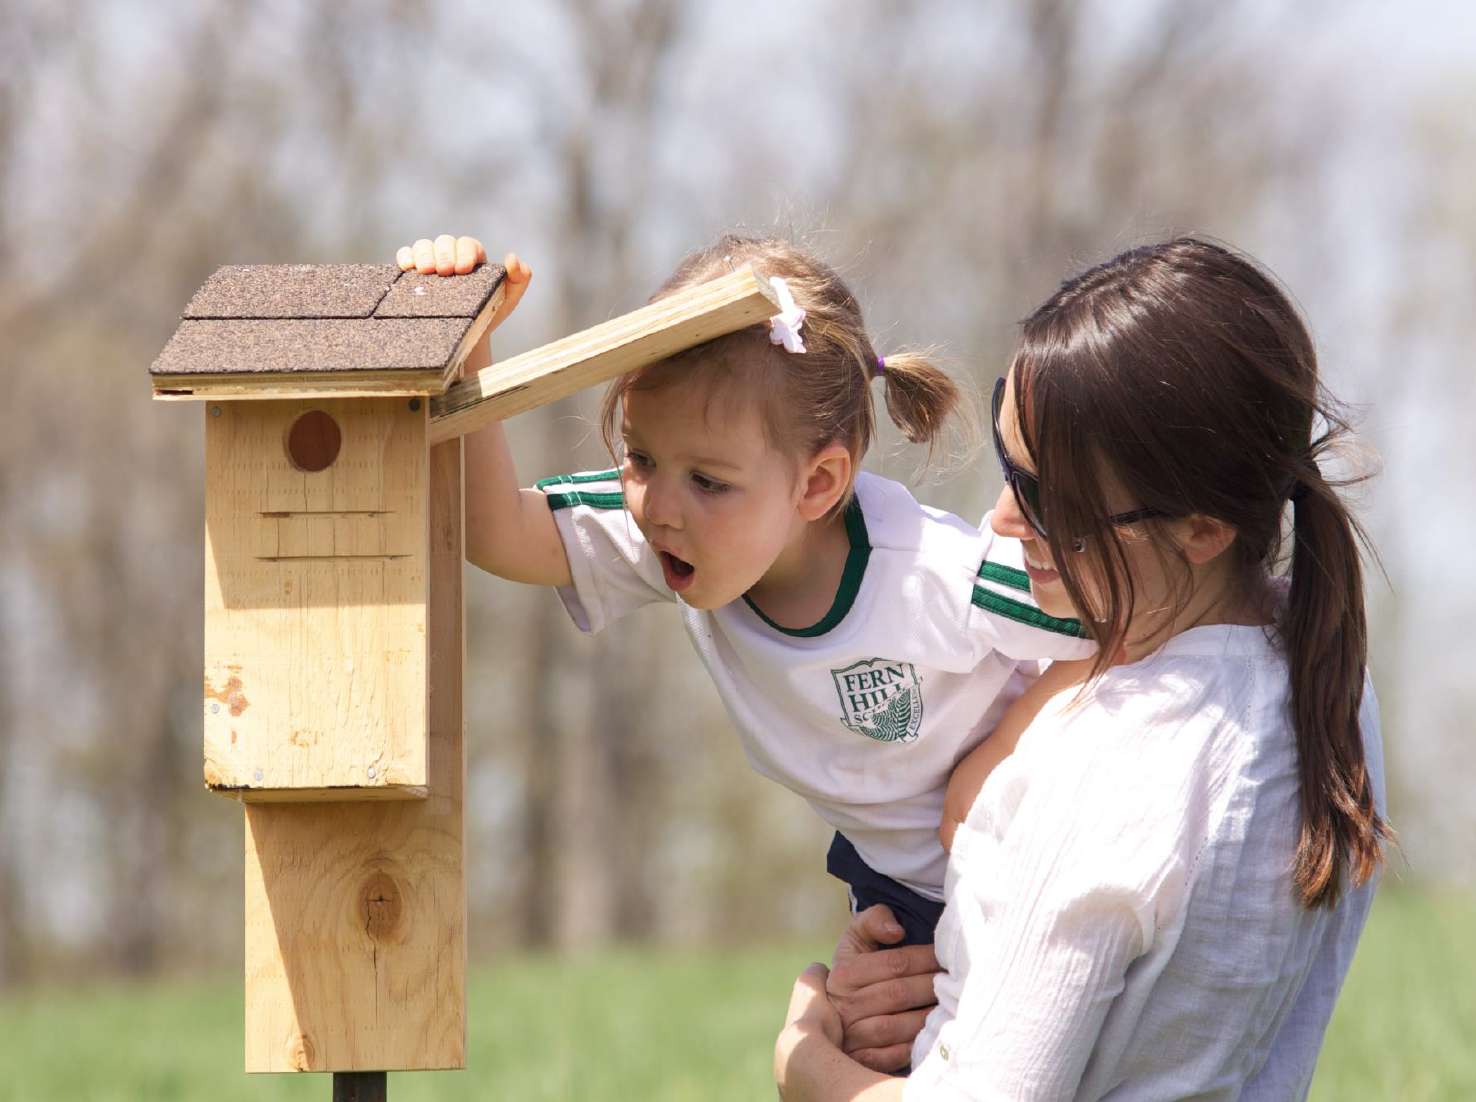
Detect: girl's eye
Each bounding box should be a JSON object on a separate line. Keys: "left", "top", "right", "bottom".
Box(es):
{"left": 692, "top": 472, "right": 729, "bottom": 495}
{"left": 625, "top": 450, "right": 652, "bottom": 470}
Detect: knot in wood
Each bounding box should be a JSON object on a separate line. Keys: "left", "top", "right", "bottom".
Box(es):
{"left": 360, "top": 869, "right": 404, "bottom": 941}
{"left": 285, "top": 1030, "right": 316, "bottom": 1071}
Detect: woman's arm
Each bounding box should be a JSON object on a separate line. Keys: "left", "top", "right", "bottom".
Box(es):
{"left": 776, "top": 965, "right": 906, "bottom": 1102}
{"left": 913, "top": 702, "right": 1177, "bottom": 1100}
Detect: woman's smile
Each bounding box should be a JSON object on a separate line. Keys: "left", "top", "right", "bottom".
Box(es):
{"left": 1021, "top": 543, "right": 1060, "bottom": 585}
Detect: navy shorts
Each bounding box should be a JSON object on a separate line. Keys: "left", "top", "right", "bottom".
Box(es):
{"left": 826, "top": 832, "right": 944, "bottom": 947}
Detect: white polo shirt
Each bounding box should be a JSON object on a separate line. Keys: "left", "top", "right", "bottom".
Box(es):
{"left": 539, "top": 469, "right": 1094, "bottom": 900}
{"left": 907, "top": 621, "right": 1386, "bottom": 1101}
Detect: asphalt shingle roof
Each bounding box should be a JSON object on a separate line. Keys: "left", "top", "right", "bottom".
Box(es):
{"left": 150, "top": 263, "right": 506, "bottom": 392}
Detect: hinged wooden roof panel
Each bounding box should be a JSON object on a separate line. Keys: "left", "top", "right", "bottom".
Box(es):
{"left": 151, "top": 262, "right": 507, "bottom": 400}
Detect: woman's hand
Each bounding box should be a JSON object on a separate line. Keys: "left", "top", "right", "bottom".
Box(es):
{"left": 396, "top": 234, "right": 486, "bottom": 276}
{"left": 826, "top": 905, "right": 940, "bottom": 1073}
{"left": 785, "top": 962, "right": 845, "bottom": 1048}
{"left": 776, "top": 960, "right": 906, "bottom": 1101}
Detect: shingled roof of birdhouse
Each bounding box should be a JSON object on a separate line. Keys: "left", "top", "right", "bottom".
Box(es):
{"left": 149, "top": 262, "right": 507, "bottom": 400}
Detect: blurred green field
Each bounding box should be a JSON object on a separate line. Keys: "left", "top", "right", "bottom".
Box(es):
{"left": 1, "top": 888, "right": 1470, "bottom": 1102}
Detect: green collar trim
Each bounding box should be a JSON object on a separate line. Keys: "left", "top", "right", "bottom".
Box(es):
{"left": 743, "top": 496, "right": 870, "bottom": 638}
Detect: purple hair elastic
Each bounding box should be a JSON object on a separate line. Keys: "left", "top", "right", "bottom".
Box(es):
{"left": 875, "top": 355, "right": 886, "bottom": 378}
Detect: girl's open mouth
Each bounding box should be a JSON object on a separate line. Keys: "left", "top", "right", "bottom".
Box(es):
{"left": 659, "top": 550, "right": 696, "bottom": 592}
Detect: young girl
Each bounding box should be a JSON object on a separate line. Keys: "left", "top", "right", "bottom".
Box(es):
{"left": 400, "top": 232, "right": 1093, "bottom": 945}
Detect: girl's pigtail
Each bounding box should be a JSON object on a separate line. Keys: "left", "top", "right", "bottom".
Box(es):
{"left": 875, "top": 350, "right": 974, "bottom": 469}
{"left": 1284, "top": 458, "right": 1388, "bottom": 908}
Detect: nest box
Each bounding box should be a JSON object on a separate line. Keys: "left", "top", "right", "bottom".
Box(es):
{"left": 150, "top": 258, "right": 778, "bottom": 1078}
{"left": 152, "top": 262, "right": 507, "bottom": 800}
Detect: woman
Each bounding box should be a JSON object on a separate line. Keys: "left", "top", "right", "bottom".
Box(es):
{"left": 775, "top": 236, "right": 1388, "bottom": 1100}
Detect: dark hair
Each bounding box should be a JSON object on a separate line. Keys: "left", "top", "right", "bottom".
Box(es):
{"left": 1010, "top": 235, "right": 1387, "bottom": 909}
{"left": 599, "top": 235, "right": 966, "bottom": 516}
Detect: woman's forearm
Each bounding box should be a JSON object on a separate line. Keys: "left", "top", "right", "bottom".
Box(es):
{"left": 776, "top": 1022, "right": 906, "bottom": 1102}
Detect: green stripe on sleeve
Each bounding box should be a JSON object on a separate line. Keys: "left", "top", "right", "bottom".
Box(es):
{"left": 972, "top": 586, "right": 1090, "bottom": 638}
{"left": 534, "top": 468, "right": 620, "bottom": 489}
{"left": 977, "top": 560, "right": 1031, "bottom": 593}
{"left": 545, "top": 489, "right": 626, "bottom": 512}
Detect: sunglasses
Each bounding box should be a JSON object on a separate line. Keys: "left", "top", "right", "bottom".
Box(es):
{"left": 991, "top": 376, "right": 1168, "bottom": 545}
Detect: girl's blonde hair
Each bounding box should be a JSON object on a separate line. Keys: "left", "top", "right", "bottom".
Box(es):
{"left": 599, "top": 235, "right": 964, "bottom": 516}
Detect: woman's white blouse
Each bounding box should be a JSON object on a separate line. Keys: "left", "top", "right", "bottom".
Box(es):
{"left": 906, "top": 623, "right": 1385, "bottom": 1101}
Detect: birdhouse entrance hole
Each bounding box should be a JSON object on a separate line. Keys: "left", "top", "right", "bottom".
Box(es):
{"left": 286, "top": 409, "right": 342, "bottom": 472}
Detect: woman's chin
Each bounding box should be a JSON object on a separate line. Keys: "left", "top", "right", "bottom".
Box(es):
{"left": 1029, "top": 580, "right": 1078, "bottom": 621}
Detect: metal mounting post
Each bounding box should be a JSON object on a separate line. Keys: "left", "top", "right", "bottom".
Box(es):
{"left": 333, "top": 1071, "right": 387, "bottom": 1101}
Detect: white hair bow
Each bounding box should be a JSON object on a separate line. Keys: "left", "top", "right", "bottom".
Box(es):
{"left": 767, "top": 277, "right": 807, "bottom": 354}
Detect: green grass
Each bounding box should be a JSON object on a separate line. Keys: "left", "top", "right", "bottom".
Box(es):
{"left": 0, "top": 890, "right": 1470, "bottom": 1101}
{"left": 1308, "top": 889, "right": 1476, "bottom": 1102}
{"left": 0, "top": 941, "right": 834, "bottom": 1102}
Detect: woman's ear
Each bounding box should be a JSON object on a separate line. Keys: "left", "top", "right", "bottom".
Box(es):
{"left": 1181, "top": 514, "right": 1238, "bottom": 565}
{"left": 796, "top": 443, "right": 853, "bottom": 521}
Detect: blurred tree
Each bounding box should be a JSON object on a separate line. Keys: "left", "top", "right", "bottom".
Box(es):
{"left": 0, "top": 0, "right": 1460, "bottom": 989}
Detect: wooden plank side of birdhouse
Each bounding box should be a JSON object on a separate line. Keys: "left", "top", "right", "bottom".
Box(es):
{"left": 242, "top": 438, "right": 466, "bottom": 1072}
{"left": 202, "top": 397, "right": 430, "bottom": 796}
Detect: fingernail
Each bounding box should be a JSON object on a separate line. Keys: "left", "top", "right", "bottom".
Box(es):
{"left": 885, "top": 922, "right": 903, "bottom": 936}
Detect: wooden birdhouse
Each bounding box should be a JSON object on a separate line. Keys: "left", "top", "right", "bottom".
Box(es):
{"left": 153, "top": 262, "right": 506, "bottom": 799}
{"left": 150, "top": 257, "right": 778, "bottom": 1087}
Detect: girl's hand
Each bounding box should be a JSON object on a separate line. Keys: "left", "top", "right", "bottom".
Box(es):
{"left": 396, "top": 234, "right": 486, "bottom": 276}
{"left": 395, "top": 239, "right": 534, "bottom": 383}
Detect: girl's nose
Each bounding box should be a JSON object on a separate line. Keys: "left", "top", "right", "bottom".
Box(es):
{"left": 990, "top": 483, "right": 1032, "bottom": 539}
{"left": 643, "top": 476, "right": 681, "bottom": 530}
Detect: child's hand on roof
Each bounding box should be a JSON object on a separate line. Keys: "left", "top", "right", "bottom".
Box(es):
{"left": 395, "top": 237, "right": 534, "bottom": 381}
{"left": 396, "top": 234, "right": 487, "bottom": 276}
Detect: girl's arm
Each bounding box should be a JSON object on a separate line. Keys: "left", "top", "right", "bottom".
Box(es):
{"left": 460, "top": 335, "right": 572, "bottom": 587}
{"left": 398, "top": 239, "right": 572, "bottom": 587}
{"left": 941, "top": 657, "right": 1098, "bottom": 853}
{"left": 940, "top": 727, "right": 1017, "bottom": 853}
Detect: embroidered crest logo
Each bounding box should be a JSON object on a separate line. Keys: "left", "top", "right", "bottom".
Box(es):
{"left": 831, "top": 659, "right": 924, "bottom": 743}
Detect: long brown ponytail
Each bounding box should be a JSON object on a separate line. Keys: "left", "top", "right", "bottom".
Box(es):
{"left": 1012, "top": 236, "right": 1387, "bottom": 909}
{"left": 1284, "top": 459, "right": 1386, "bottom": 905}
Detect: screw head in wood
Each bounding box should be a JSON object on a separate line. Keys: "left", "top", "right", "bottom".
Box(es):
{"left": 211, "top": 405, "right": 222, "bottom": 417}
{"left": 408, "top": 398, "right": 421, "bottom": 412}
{"left": 253, "top": 768, "right": 263, "bottom": 781}
{"left": 366, "top": 765, "right": 377, "bottom": 779}
{"left": 210, "top": 702, "right": 220, "bottom": 714}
